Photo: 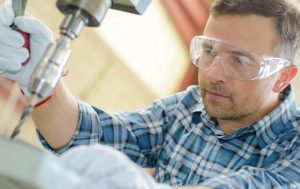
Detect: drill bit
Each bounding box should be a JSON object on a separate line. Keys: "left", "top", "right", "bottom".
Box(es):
{"left": 10, "top": 104, "right": 33, "bottom": 139}
{"left": 10, "top": 93, "right": 41, "bottom": 139}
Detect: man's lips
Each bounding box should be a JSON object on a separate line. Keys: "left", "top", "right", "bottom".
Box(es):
{"left": 205, "top": 90, "right": 229, "bottom": 100}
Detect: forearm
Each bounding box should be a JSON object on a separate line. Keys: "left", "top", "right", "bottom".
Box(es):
{"left": 32, "top": 80, "right": 79, "bottom": 149}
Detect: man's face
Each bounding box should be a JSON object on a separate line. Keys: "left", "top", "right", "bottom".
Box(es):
{"left": 199, "top": 15, "right": 280, "bottom": 124}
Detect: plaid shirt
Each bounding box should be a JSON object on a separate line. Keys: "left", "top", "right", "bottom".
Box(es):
{"left": 39, "top": 85, "right": 300, "bottom": 189}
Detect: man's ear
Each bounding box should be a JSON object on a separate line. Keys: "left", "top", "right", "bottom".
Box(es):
{"left": 273, "top": 65, "right": 298, "bottom": 93}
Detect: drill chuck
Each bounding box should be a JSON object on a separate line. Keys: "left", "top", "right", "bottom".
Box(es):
{"left": 29, "top": 37, "right": 71, "bottom": 102}
{"left": 28, "top": 0, "right": 151, "bottom": 105}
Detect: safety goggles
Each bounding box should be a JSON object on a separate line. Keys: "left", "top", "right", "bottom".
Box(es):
{"left": 190, "top": 36, "right": 292, "bottom": 80}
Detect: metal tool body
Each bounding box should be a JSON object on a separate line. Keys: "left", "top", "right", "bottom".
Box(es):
{"left": 112, "top": 0, "right": 151, "bottom": 14}
{"left": 10, "top": 0, "right": 151, "bottom": 138}
{"left": 28, "top": 0, "right": 151, "bottom": 106}
{"left": 28, "top": 0, "right": 112, "bottom": 105}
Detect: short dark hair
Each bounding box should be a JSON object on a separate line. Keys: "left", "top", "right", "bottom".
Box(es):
{"left": 210, "top": 0, "right": 300, "bottom": 65}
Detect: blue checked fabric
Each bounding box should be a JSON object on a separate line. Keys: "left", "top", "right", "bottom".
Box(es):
{"left": 38, "top": 85, "right": 300, "bottom": 189}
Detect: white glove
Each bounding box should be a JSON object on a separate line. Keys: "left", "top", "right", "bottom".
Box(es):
{"left": 0, "top": 0, "right": 53, "bottom": 97}
{"left": 60, "top": 144, "right": 173, "bottom": 189}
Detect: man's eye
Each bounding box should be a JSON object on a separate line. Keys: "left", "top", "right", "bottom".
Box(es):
{"left": 232, "top": 56, "right": 250, "bottom": 65}
{"left": 202, "top": 47, "right": 213, "bottom": 54}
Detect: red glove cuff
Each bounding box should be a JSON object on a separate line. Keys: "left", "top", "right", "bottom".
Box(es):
{"left": 20, "top": 90, "right": 52, "bottom": 108}
{"left": 20, "top": 68, "right": 68, "bottom": 107}
{"left": 33, "top": 69, "right": 68, "bottom": 107}
{"left": 34, "top": 95, "right": 53, "bottom": 108}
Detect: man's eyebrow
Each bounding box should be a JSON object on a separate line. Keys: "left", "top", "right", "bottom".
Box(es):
{"left": 201, "top": 42, "right": 213, "bottom": 48}
{"left": 228, "top": 50, "right": 255, "bottom": 60}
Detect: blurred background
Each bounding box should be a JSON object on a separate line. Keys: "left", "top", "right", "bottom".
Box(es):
{"left": 0, "top": 0, "right": 299, "bottom": 148}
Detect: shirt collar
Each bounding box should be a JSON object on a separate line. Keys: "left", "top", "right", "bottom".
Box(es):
{"left": 191, "top": 85, "right": 298, "bottom": 143}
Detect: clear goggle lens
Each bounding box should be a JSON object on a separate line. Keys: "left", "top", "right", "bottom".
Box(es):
{"left": 190, "top": 36, "right": 291, "bottom": 80}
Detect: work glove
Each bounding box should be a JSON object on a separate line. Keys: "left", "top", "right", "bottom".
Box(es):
{"left": 0, "top": 0, "right": 53, "bottom": 98}
{"left": 60, "top": 144, "right": 173, "bottom": 189}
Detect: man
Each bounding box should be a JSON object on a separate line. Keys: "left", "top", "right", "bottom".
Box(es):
{"left": 0, "top": 0, "right": 300, "bottom": 188}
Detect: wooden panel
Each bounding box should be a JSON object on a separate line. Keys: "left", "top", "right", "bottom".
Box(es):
{"left": 162, "top": 0, "right": 210, "bottom": 91}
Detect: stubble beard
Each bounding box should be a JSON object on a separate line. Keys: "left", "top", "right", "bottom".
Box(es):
{"left": 200, "top": 86, "right": 257, "bottom": 121}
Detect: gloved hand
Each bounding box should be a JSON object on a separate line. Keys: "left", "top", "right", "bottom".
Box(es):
{"left": 0, "top": 0, "right": 53, "bottom": 98}
{"left": 60, "top": 144, "right": 173, "bottom": 189}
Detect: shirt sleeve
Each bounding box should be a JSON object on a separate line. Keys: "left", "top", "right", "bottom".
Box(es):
{"left": 200, "top": 146, "right": 300, "bottom": 189}
{"left": 37, "top": 92, "right": 182, "bottom": 167}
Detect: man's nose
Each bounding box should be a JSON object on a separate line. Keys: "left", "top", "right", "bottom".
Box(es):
{"left": 204, "top": 56, "right": 227, "bottom": 82}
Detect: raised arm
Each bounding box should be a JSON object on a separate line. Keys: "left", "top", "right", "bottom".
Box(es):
{"left": 32, "top": 81, "right": 79, "bottom": 149}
